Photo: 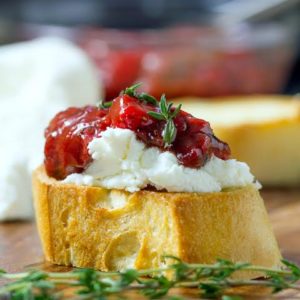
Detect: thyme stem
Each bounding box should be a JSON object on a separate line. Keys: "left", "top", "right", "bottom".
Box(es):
{"left": 1, "top": 257, "right": 300, "bottom": 299}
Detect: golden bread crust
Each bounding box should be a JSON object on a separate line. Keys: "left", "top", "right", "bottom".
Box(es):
{"left": 33, "top": 166, "right": 281, "bottom": 279}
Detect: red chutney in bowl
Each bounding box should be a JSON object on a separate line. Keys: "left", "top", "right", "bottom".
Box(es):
{"left": 44, "top": 86, "right": 230, "bottom": 180}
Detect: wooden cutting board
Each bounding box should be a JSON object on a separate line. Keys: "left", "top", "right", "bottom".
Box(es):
{"left": 0, "top": 188, "right": 300, "bottom": 299}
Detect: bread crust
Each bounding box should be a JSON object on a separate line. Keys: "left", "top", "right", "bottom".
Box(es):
{"left": 33, "top": 166, "right": 281, "bottom": 279}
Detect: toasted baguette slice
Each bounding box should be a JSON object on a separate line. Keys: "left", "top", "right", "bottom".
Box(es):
{"left": 33, "top": 166, "right": 281, "bottom": 279}
{"left": 174, "top": 95, "right": 300, "bottom": 186}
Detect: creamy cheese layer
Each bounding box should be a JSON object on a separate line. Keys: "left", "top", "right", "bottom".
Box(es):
{"left": 64, "top": 128, "right": 257, "bottom": 193}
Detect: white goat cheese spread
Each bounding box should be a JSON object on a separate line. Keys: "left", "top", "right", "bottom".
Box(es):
{"left": 0, "top": 38, "right": 100, "bottom": 220}
{"left": 64, "top": 127, "right": 257, "bottom": 193}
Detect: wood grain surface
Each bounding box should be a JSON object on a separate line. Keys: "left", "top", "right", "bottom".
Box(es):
{"left": 0, "top": 188, "right": 300, "bottom": 299}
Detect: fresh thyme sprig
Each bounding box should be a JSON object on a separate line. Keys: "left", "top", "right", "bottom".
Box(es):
{"left": 148, "top": 95, "right": 182, "bottom": 147}
{"left": 1, "top": 257, "right": 300, "bottom": 300}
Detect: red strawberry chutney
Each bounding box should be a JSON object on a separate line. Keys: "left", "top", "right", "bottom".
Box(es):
{"left": 44, "top": 92, "right": 230, "bottom": 180}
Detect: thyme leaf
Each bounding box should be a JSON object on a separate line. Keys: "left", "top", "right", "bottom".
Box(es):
{"left": 138, "top": 92, "right": 158, "bottom": 106}
{"left": 123, "top": 82, "right": 143, "bottom": 97}
{"left": 163, "top": 119, "right": 177, "bottom": 146}
{"left": 98, "top": 100, "right": 112, "bottom": 109}
{"left": 123, "top": 83, "right": 159, "bottom": 106}
{"left": 147, "top": 111, "right": 165, "bottom": 121}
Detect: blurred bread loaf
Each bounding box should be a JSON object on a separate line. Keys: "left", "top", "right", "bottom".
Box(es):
{"left": 175, "top": 95, "right": 300, "bottom": 186}
{"left": 33, "top": 166, "right": 281, "bottom": 279}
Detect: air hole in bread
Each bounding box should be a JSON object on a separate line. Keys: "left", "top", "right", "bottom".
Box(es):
{"left": 60, "top": 209, "right": 69, "bottom": 228}
{"left": 91, "top": 190, "right": 129, "bottom": 210}
{"left": 104, "top": 231, "right": 140, "bottom": 271}
{"left": 106, "top": 191, "right": 128, "bottom": 210}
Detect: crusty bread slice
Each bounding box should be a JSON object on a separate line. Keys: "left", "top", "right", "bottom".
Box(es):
{"left": 174, "top": 95, "right": 300, "bottom": 186}
{"left": 33, "top": 166, "right": 281, "bottom": 279}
